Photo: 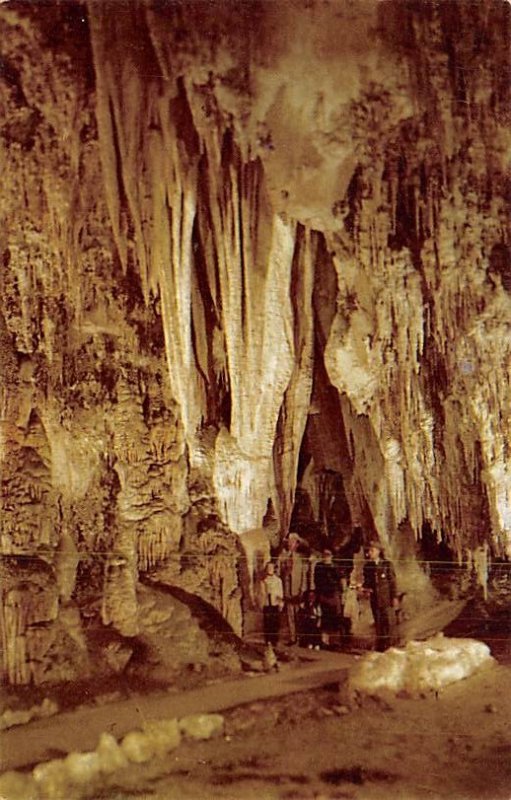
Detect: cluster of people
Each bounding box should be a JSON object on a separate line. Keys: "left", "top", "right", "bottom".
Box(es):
{"left": 258, "top": 533, "right": 399, "bottom": 654}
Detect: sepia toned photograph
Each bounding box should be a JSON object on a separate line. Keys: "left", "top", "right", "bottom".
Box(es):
{"left": 0, "top": 0, "right": 510, "bottom": 798}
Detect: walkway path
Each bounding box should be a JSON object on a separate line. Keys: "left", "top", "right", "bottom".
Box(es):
{"left": 0, "top": 649, "right": 355, "bottom": 772}
{"left": 0, "top": 598, "right": 470, "bottom": 773}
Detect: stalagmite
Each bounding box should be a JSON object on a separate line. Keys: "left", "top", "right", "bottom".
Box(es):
{"left": 348, "top": 635, "right": 494, "bottom": 699}
{"left": 1, "top": 590, "right": 29, "bottom": 686}
{"left": 101, "top": 555, "right": 139, "bottom": 637}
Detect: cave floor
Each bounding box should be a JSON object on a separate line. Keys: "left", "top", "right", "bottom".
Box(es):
{"left": 85, "top": 659, "right": 511, "bottom": 800}
{"left": 1, "top": 647, "right": 511, "bottom": 800}
{"left": 0, "top": 649, "right": 353, "bottom": 772}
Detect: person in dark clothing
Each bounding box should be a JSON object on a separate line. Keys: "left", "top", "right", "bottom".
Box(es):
{"left": 314, "top": 549, "right": 342, "bottom": 647}
{"left": 362, "top": 540, "right": 398, "bottom": 651}
{"left": 298, "top": 590, "right": 322, "bottom": 649}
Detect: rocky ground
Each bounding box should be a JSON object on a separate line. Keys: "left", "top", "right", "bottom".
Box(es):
{"left": 1, "top": 638, "right": 510, "bottom": 800}
{"left": 52, "top": 657, "right": 511, "bottom": 800}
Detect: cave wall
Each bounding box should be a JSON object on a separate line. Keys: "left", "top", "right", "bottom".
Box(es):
{"left": 0, "top": 0, "right": 510, "bottom": 683}
{"left": 0, "top": 1, "right": 241, "bottom": 684}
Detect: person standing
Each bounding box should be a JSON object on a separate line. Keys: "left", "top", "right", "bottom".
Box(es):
{"left": 279, "top": 533, "right": 310, "bottom": 645}
{"left": 259, "top": 562, "right": 284, "bottom": 647}
{"left": 314, "top": 549, "right": 342, "bottom": 648}
{"left": 362, "top": 540, "right": 398, "bottom": 651}
{"left": 298, "top": 590, "right": 322, "bottom": 649}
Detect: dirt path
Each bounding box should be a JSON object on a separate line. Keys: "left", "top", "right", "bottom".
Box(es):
{"left": 88, "top": 661, "right": 511, "bottom": 800}
{"left": 0, "top": 649, "right": 355, "bottom": 772}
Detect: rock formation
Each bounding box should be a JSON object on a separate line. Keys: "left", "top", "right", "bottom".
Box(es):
{"left": 0, "top": 0, "right": 509, "bottom": 684}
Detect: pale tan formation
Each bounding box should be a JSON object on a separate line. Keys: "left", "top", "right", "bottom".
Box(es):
{"left": 0, "top": 0, "right": 509, "bottom": 684}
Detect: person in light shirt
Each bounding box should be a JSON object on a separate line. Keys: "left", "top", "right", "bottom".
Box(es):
{"left": 259, "top": 561, "right": 284, "bottom": 647}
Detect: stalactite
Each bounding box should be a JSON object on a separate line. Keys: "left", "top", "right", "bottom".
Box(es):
{"left": 273, "top": 227, "right": 315, "bottom": 535}
{"left": 320, "top": 0, "right": 510, "bottom": 562}
{"left": 89, "top": 4, "right": 302, "bottom": 532}
{"left": 192, "top": 133, "right": 297, "bottom": 531}
{"left": 137, "top": 520, "right": 182, "bottom": 573}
